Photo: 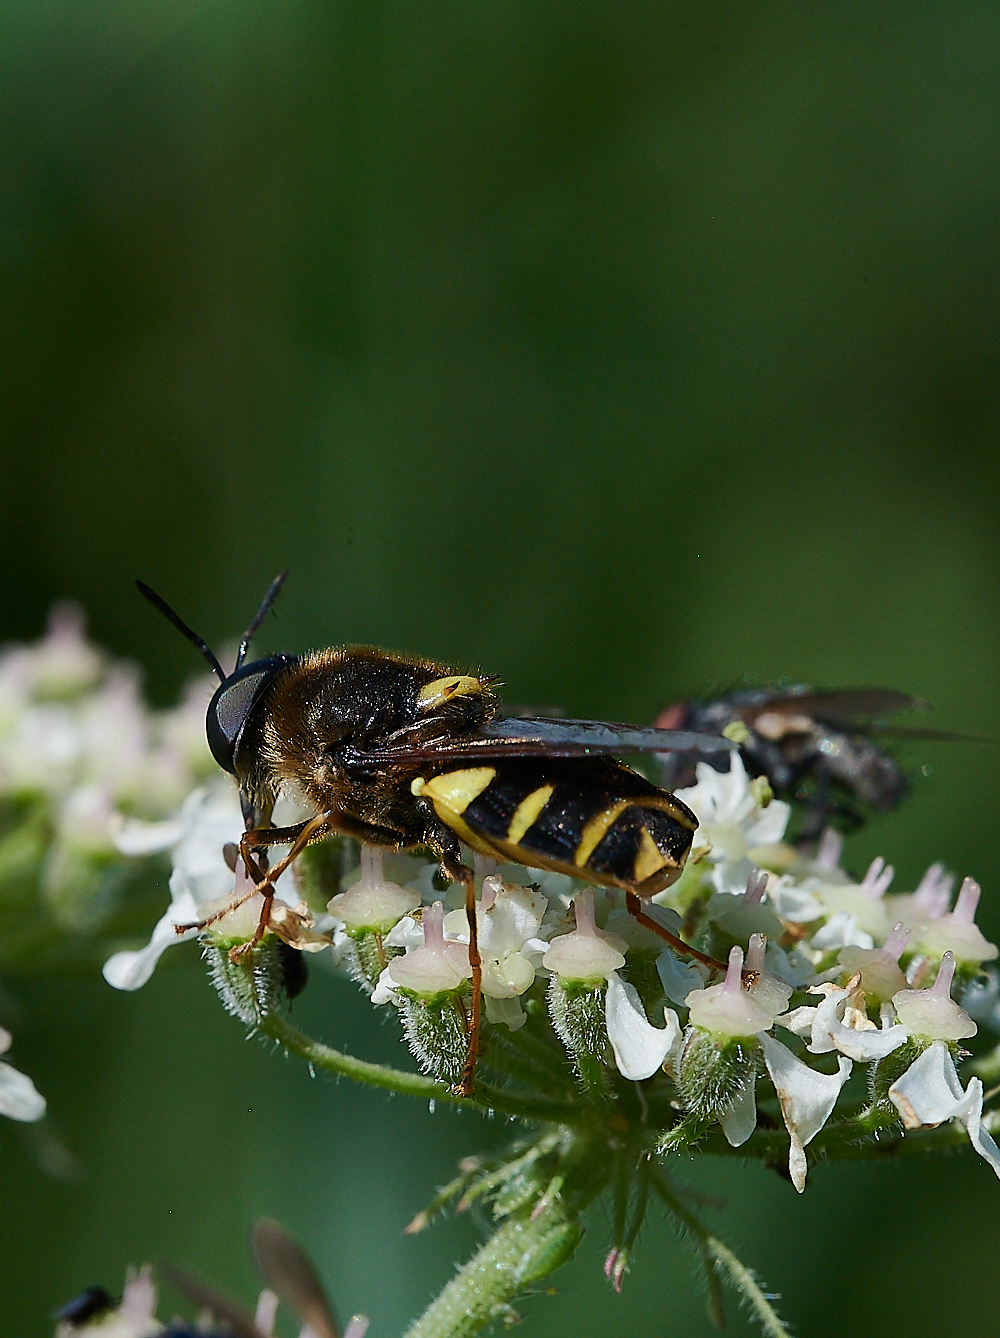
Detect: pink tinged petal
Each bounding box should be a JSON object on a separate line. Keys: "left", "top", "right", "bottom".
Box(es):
{"left": 0, "top": 1059, "right": 46, "bottom": 1121}
{"left": 605, "top": 972, "right": 681, "bottom": 1080}
{"left": 762, "top": 1034, "right": 852, "bottom": 1193}
{"left": 860, "top": 856, "right": 895, "bottom": 898}
{"left": 719, "top": 1080, "right": 757, "bottom": 1147}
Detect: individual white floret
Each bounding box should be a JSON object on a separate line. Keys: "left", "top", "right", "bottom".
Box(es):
{"left": 913, "top": 878, "right": 998, "bottom": 967}
{"left": 327, "top": 845, "right": 420, "bottom": 933}
{"left": 541, "top": 889, "right": 627, "bottom": 983}
{"left": 891, "top": 951, "right": 977, "bottom": 1042}
{"left": 684, "top": 945, "right": 777, "bottom": 1039}
{"left": 836, "top": 922, "right": 911, "bottom": 1002}
{"left": 778, "top": 976, "right": 908, "bottom": 1062}
{"left": 380, "top": 901, "right": 472, "bottom": 997}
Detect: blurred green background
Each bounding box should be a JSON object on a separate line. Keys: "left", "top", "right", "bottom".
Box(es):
{"left": 3, "top": 2, "right": 1000, "bottom": 1333}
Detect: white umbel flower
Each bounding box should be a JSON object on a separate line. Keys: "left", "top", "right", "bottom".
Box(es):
{"left": 541, "top": 888, "right": 627, "bottom": 983}
{"left": 674, "top": 754, "right": 791, "bottom": 896}
{"left": 103, "top": 783, "right": 299, "bottom": 990}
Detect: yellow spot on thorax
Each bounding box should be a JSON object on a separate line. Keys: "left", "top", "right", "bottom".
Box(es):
{"left": 506, "top": 784, "right": 555, "bottom": 846}
{"left": 574, "top": 799, "right": 629, "bottom": 867}
{"left": 416, "top": 675, "right": 483, "bottom": 713}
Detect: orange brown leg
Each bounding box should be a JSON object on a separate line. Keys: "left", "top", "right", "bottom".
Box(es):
{"left": 624, "top": 891, "right": 729, "bottom": 975}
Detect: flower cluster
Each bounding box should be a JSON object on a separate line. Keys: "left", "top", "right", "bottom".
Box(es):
{"left": 104, "top": 750, "right": 1000, "bottom": 1201}
{"left": 0, "top": 607, "right": 216, "bottom": 968}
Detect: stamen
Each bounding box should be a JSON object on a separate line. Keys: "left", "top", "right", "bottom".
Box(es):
{"left": 861, "top": 856, "right": 894, "bottom": 899}
{"left": 953, "top": 877, "right": 981, "bottom": 925}
{"left": 746, "top": 932, "right": 767, "bottom": 974}
{"left": 744, "top": 869, "right": 768, "bottom": 905}
{"left": 423, "top": 900, "right": 446, "bottom": 951}
{"left": 930, "top": 950, "right": 957, "bottom": 999}
{"left": 723, "top": 945, "right": 745, "bottom": 994}
{"left": 881, "top": 922, "right": 911, "bottom": 963}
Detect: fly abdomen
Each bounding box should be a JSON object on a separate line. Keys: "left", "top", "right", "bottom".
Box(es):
{"left": 413, "top": 760, "right": 697, "bottom": 894}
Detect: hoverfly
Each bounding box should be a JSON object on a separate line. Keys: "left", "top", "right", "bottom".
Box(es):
{"left": 655, "top": 684, "right": 975, "bottom": 841}
{"left": 137, "top": 575, "right": 733, "bottom": 1095}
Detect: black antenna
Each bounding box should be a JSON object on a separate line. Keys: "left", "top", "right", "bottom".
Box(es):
{"left": 236, "top": 571, "right": 288, "bottom": 670}
{"left": 135, "top": 580, "right": 227, "bottom": 684}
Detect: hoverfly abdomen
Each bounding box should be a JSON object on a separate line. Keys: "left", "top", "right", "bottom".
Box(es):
{"left": 413, "top": 760, "right": 697, "bottom": 896}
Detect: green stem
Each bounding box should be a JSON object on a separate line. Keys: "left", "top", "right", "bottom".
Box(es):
{"left": 651, "top": 1168, "right": 790, "bottom": 1337}
{"left": 705, "top": 1236, "right": 793, "bottom": 1338}
{"left": 260, "top": 1014, "right": 582, "bottom": 1123}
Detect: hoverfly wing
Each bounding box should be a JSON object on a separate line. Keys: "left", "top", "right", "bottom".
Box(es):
{"left": 160, "top": 1263, "right": 267, "bottom": 1338}
{"left": 251, "top": 1219, "right": 339, "bottom": 1338}
{"left": 346, "top": 717, "right": 735, "bottom": 767}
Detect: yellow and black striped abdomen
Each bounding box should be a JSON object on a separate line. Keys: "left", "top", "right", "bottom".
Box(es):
{"left": 412, "top": 760, "right": 698, "bottom": 895}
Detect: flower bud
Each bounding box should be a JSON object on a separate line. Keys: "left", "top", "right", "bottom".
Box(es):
{"left": 892, "top": 951, "right": 978, "bottom": 1042}
{"left": 541, "top": 889, "right": 626, "bottom": 984}
{"left": 837, "top": 922, "right": 910, "bottom": 1003}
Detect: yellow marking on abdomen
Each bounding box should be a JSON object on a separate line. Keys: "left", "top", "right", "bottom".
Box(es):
{"left": 633, "top": 826, "right": 668, "bottom": 883}
{"left": 574, "top": 799, "right": 629, "bottom": 868}
{"left": 506, "top": 784, "right": 555, "bottom": 847}
{"left": 412, "top": 767, "right": 496, "bottom": 816}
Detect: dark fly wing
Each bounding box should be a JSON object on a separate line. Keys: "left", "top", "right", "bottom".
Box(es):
{"left": 251, "top": 1220, "right": 339, "bottom": 1338}
{"left": 161, "top": 1264, "right": 265, "bottom": 1338}
{"left": 741, "top": 689, "right": 926, "bottom": 729}
{"left": 346, "top": 717, "right": 735, "bottom": 767}
{"left": 863, "top": 725, "right": 991, "bottom": 743}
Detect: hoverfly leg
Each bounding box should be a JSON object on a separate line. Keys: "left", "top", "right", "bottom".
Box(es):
{"left": 438, "top": 848, "right": 482, "bottom": 1099}
{"left": 623, "top": 891, "right": 729, "bottom": 976}
{"left": 228, "top": 811, "right": 337, "bottom": 964}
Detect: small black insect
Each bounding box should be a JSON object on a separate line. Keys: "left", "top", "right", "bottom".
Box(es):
{"left": 52, "top": 1286, "right": 116, "bottom": 1327}
{"left": 655, "top": 685, "right": 974, "bottom": 841}
{"left": 136, "top": 575, "right": 734, "bottom": 1094}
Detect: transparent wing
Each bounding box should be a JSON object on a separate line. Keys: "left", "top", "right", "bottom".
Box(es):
{"left": 737, "top": 688, "right": 926, "bottom": 730}
{"left": 346, "top": 717, "right": 736, "bottom": 768}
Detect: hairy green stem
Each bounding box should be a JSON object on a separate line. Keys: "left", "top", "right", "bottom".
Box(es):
{"left": 705, "top": 1236, "right": 793, "bottom": 1338}
{"left": 260, "top": 1014, "right": 581, "bottom": 1123}
{"left": 402, "top": 1196, "right": 584, "bottom": 1338}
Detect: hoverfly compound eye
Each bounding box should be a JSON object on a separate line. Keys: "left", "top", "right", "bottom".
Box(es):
{"left": 416, "top": 675, "right": 483, "bottom": 713}
{"left": 206, "top": 655, "right": 296, "bottom": 775}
